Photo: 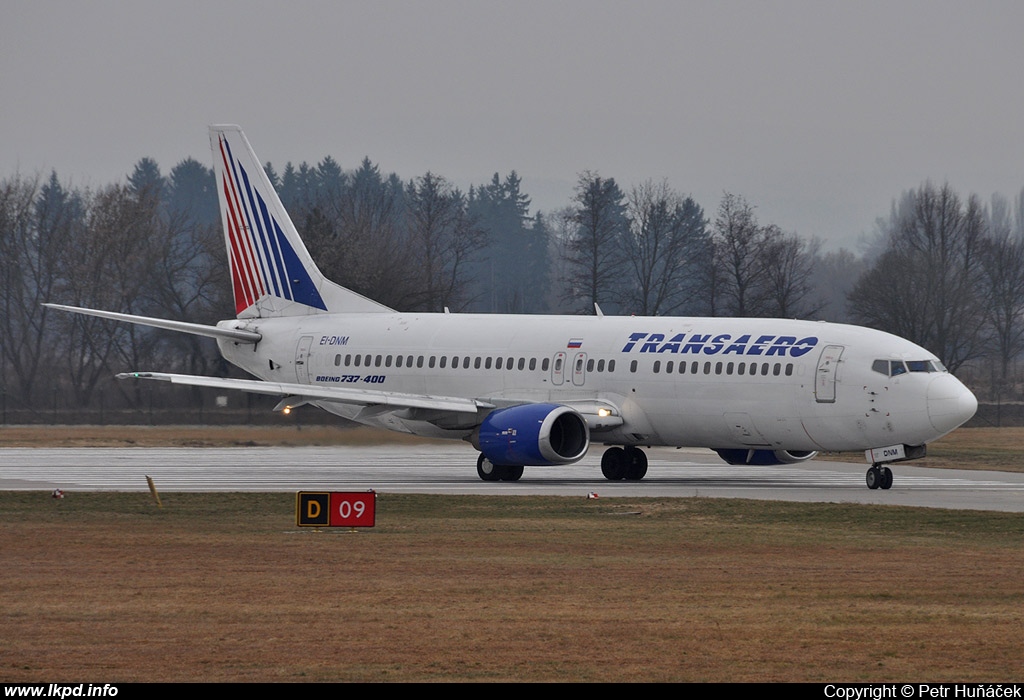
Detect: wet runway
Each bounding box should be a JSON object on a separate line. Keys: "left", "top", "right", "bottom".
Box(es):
{"left": 3, "top": 444, "right": 1023, "bottom": 512}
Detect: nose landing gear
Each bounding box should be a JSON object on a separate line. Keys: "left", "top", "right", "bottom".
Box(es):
{"left": 866, "top": 464, "right": 893, "bottom": 490}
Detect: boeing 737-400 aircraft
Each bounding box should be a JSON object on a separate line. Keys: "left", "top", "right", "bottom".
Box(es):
{"left": 46, "top": 125, "right": 978, "bottom": 489}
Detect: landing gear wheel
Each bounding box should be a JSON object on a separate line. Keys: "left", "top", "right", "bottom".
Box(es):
{"left": 601, "top": 447, "right": 628, "bottom": 480}
{"left": 477, "top": 454, "right": 501, "bottom": 482}
{"left": 624, "top": 447, "right": 648, "bottom": 481}
{"left": 880, "top": 466, "right": 893, "bottom": 490}
{"left": 500, "top": 465, "right": 524, "bottom": 482}
{"left": 866, "top": 465, "right": 881, "bottom": 490}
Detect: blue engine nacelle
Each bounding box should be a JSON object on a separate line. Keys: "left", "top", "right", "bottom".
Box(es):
{"left": 714, "top": 448, "right": 817, "bottom": 466}
{"left": 473, "top": 403, "right": 590, "bottom": 466}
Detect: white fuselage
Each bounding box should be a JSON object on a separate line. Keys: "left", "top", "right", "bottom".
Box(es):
{"left": 217, "top": 313, "right": 977, "bottom": 454}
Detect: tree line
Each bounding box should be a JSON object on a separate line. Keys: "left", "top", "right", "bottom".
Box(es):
{"left": 2, "top": 150, "right": 1023, "bottom": 415}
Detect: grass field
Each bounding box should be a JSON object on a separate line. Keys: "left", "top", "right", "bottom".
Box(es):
{"left": 2, "top": 491, "right": 1023, "bottom": 682}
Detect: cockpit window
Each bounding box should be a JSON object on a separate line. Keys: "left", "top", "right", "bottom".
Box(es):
{"left": 872, "top": 358, "right": 946, "bottom": 376}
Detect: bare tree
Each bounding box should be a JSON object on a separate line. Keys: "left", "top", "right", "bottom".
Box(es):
{"left": 620, "top": 180, "right": 708, "bottom": 316}
{"left": 979, "top": 203, "right": 1024, "bottom": 389}
{"left": 759, "top": 227, "right": 822, "bottom": 318}
{"left": 805, "top": 247, "right": 866, "bottom": 323}
{"left": 564, "top": 171, "right": 628, "bottom": 314}
{"left": 539, "top": 206, "right": 578, "bottom": 314}
{"left": 54, "top": 183, "right": 164, "bottom": 406}
{"left": 0, "top": 173, "right": 47, "bottom": 404}
{"left": 711, "top": 193, "right": 769, "bottom": 317}
{"left": 849, "top": 182, "right": 987, "bottom": 371}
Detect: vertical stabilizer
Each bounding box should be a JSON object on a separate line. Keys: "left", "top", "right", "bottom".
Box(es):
{"left": 210, "top": 124, "right": 393, "bottom": 318}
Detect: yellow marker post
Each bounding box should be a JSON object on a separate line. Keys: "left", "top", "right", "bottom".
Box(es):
{"left": 145, "top": 475, "right": 162, "bottom": 508}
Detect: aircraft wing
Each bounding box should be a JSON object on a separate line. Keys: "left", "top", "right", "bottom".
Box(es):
{"left": 117, "top": 372, "right": 490, "bottom": 414}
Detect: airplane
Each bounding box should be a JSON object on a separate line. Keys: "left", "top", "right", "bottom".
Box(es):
{"left": 46, "top": 125, "right": 979, "bottom": 490}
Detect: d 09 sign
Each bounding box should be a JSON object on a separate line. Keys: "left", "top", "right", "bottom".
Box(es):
{"left": 296, "top": 491, "right": 376, "bottom": 528}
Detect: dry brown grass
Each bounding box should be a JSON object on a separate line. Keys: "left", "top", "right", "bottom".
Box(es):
{"left": 2, "top": 492, "right": 1022, "bottom": 682}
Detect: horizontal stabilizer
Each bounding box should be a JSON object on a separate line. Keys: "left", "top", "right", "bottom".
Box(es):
{"left": 117, "top": 371, "right": 489, "bottom": 414}
{"left": 43, "top": 304, "right": 262, "bottom": 343}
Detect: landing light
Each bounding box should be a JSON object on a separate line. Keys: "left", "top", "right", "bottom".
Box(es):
{"left": 598, "top": 408, "right": 611, "bottom": 418}
{"left": 282, "top": 406, "right": 292, "bottom": 415}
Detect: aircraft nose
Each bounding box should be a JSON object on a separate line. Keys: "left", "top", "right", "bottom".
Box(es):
{"left": 927, "top": 374, "right": 978, "bottom": 434}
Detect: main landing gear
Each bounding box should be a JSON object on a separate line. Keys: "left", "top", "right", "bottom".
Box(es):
{"left": 866, "top": 464, "right": 894, "bottom": 490}
{"left": 600, "top": 446, "right": 648, "bottom": 481}
{"left": 476, "top": 454, "right": 524, "bottom": 482}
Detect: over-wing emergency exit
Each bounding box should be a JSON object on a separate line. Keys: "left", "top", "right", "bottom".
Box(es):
{"left": 46, "top": 125, "right": 978, "bottom": 489}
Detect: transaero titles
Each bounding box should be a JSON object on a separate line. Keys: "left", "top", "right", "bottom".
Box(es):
{"left": 621, "top": 332, "right": 819, "bottom": 357}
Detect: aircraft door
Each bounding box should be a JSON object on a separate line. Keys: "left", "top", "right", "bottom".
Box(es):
{"left": 295, "top": 335, "right": 314, "bottom": 383}
{"left": 572, "top": 352, "right": 587, "bottom": 386}
{"left": 551, "top": 352, "right": 566, "bottom": 386}
{"left": 815, "top": 345, "right": 844, "bottom": 403}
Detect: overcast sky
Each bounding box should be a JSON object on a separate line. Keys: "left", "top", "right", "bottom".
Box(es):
{"left": 4, "top": 0, "right": 1023, "bottom": 249}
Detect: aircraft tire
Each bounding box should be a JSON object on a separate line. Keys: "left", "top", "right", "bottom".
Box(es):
{"left": 500, "top": 465, "right": 524, "bottom": 482}
{"left": 880, "top": 466, "right": 893, "bottom": 490}
{"left": 601, "top": 447, "right": 628, "bottom": 480}
{"left": 477, "top": 454, "right": 502, "bottom": 482}
{"left": 866, "top": 466, "right": 881, "bottom": 490}
{"left": 624, "top": 447, "right": 648, "bottom": 481}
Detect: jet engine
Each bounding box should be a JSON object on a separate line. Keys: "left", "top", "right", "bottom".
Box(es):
{"left": 473, "top": 403, "right": 590, "bottom": 466}
{"left": 714, "top": 448, "right": 817, "bottom": 466}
